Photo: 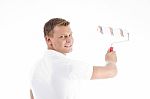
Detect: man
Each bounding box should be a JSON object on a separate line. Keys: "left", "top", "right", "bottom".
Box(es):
{"left": 30, "top": 18, "right": 117, "bottom": 99}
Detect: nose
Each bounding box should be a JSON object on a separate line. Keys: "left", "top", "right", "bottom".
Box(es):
{"left": 66, "top": 35, "right": 72, "bottom": 43}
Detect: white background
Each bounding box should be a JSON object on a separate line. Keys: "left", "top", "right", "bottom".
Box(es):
{"left": 0, "top": 0, "right": 150, "bottom": 99}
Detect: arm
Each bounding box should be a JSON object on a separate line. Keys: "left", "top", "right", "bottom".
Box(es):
{"left": 30, "top": 89, "right": 34, "bottom": 99}
{"left": 91, "top": 51, "right": 117, "bottom": 79}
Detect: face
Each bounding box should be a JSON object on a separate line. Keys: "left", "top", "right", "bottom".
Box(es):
{"left": 45, "top": 25, "right": 74, "bottom": 54}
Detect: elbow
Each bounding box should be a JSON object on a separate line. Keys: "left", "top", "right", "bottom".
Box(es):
{"left": 108, "top": 68, "right": 118, "bottom": 78}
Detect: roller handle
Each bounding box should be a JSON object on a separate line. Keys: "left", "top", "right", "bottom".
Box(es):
{"left": 109, "top": 47, "right": 113, "bottom": 52}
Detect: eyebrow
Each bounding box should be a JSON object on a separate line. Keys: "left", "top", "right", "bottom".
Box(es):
{"left": 59, "top": 32, "right": 72, "bottom": 35}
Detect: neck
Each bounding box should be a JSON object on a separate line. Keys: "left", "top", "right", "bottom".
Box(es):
{"left": 47, "top": 48, "right": 67, "bottom": 55}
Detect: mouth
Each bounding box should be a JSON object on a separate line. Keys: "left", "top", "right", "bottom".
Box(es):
{"left": 64, "top": 45, "right": 72, "bottom": 48}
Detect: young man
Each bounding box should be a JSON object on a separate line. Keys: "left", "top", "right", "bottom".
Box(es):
{"left": 30, "top": 18, "right": 117, "bottom": 99}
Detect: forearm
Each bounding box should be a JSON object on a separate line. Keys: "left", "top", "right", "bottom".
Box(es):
{"left": 91, "top": 62, "right": 117, "bottom": 79}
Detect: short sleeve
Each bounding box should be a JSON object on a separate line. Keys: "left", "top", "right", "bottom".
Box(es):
{"left": 68, "top": 60, "right": 93, "bottom": 80}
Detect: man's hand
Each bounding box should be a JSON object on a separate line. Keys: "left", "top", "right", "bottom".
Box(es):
{"left": 105, "top": 50, "right": 117, "bottom": 64}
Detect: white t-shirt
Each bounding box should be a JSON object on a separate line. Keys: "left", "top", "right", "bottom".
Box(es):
{"left": 30, "top": 50, "right": 93, "bottom": 99}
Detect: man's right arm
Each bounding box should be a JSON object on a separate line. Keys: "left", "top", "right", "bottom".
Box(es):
{"left": 91, "top": 51, "right": 117, "bottom": 79}
{"left": 91, "top": 63, "right": 117, "bottom": 79}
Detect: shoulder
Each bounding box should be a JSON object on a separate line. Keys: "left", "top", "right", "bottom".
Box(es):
{"left": 30, "top": 57, "right": 52, "bottom": 81}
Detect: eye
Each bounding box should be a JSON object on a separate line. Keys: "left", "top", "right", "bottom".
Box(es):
{"left": 59, "top": 35, "right": 64, "bottom": 38}
{"left": 69, "top": 33, "right": 72, "bottom": 37}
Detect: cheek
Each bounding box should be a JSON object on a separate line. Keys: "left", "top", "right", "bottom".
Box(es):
{"left": 54, "top": 40, "right": 65, "bottom": 46}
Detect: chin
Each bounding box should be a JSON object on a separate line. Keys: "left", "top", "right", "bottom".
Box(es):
{"left": 61, "top": 46, "right": 73, "bottom": 54}
{"left": 66, "top": 50, "right": 72, "bottom": 53}
{"left": 65, "top": 49, "right": 73, "bottom": 53}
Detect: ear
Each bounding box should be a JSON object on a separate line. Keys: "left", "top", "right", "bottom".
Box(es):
{"left": 44, "top": 36, "right": 53, "bottom": 48}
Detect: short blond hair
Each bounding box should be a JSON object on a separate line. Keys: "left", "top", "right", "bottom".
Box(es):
{"left": 44, "top": 18, "right": 70, "bottom": 37}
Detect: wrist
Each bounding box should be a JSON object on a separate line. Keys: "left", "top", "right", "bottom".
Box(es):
{"left": 106, "top": 61, "right": 116, "bottom": 65}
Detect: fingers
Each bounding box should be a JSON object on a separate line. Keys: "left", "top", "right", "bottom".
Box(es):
{"left": 105, "top": 50, "right": 117, "bottom": 63}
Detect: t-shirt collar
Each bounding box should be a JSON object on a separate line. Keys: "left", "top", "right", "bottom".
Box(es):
{"left": 46, "top": 50, "right": 66, "bottom": 57}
